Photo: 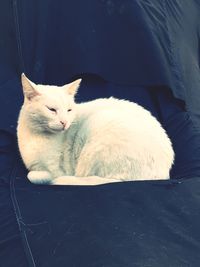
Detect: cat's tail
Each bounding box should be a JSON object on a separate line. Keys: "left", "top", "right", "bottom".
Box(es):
{"left": 50, "top": 175, "right": 122, "bottom": 186}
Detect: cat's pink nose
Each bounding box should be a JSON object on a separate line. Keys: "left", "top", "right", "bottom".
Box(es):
{"left": 60, "top": 121, "right": 67, "bottom": 129}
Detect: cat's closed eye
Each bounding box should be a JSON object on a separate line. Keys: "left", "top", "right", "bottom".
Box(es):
{"left": 46, "top": 106, "right": 57, "bottom": 113}
{"left": 68, "top": 109, "right": 72, "bottom": 112}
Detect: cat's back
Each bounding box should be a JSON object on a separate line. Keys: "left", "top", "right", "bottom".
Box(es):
{"left": 74, "top": 97, "right": 174, "bottom": 180}
{"left": 78, "top": 97, "right": 162, "bottom": 134}
{"left": 76, "top": 97, "right": 172, "bottom": 153}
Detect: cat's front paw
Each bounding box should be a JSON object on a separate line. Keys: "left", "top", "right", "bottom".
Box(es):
{"left": 27, "top": 171, "right": 53, "bottom": 184}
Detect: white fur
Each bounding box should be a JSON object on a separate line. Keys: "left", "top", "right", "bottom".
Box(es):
{"left": 17, "top": 74, "right": 174, "bottom": 185}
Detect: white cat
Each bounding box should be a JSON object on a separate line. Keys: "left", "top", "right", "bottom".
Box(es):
{"left": 17, "top": 74, "right": 174, "bottom": 185}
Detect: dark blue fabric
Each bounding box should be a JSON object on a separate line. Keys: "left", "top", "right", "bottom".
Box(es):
{"left": 15, "top": 0, "right": 200, "bottom": 116}
{"left": 1, "top": 1, "right": 200, "bottom": 266}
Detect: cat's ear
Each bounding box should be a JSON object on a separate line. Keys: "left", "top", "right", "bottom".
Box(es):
{"left": 64, "top": 79, "right": 82, "bottom": 96}
{"left": 21, "top": 73, "right": 41, "bottom": 101}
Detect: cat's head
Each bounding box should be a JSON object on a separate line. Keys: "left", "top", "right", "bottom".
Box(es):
{"left": 20, "top": 73, "right": 81, "bottom": 134}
